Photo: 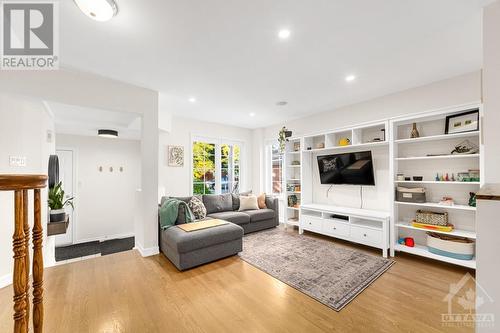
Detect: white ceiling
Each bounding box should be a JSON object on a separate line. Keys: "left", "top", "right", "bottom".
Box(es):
{"left": 48, "top": 101, "right": 142, "bottom": 140}
{"left": 59, "top": 0, "right": 492, "bottom": 129}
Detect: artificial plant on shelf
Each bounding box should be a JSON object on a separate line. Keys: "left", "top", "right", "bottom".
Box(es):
{"left": 278, "top": 126, "right": 292, "bottom": 153}
{"left": 48, "top": 181, "right": 74, "bottom": 222}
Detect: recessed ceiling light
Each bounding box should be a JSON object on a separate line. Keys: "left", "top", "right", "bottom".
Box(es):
{"left": 249, "top": 112, "right": 256, "bottom": 117}
{"left": 278, "top": 29, "right": 291, "bottom": 40}
{"left": 276, "top": 101, "right": 288, "bottom": 106}
{"left": 188, "top": 97, "right": 197, "bottom": 103}
{"left": 74, "top": 0, "right": 119, "bottom": 22}
{"left": 345, "top": 75, "right": 356, "bottom": 82}
{"left": 98, "top": 129, "right": 118, "bottom": 138}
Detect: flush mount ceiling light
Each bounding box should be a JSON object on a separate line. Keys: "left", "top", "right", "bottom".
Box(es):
{"left": 249, "top": 112, "right": 256, "bottom": 117}
{"left": 188, "top": 97, "right": 197, "bottom": 103}
{"left": 98, "top": 129, "right": 118, "bottom": 138}
{"left": 345, "top": 74, "right": 356, "bottom": 82}
{"left": 74, "top": 0, "right": 118, "bottom": 22}
{"left": 278, "top": 29, "right": 291, "bottom": 40}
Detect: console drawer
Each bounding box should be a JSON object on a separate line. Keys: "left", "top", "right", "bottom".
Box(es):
{"left": 323, "top": 220, "right": 350, "bottom": 238}
{"left": 302, "top": 215, "right": 323, "bottom": 233}
{"left": 351, "top": 226, "right": 382, "bottom": 246}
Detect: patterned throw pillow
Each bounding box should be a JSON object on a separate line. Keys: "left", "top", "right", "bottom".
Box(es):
{"left": 189, "top": 196, "right": 207, "bottom": 220}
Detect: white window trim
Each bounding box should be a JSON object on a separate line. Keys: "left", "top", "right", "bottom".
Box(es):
{"left": 190, "top": 135, "right": 245, "bottom": 195}
{"left": 265, "top": 138, "right": 283, "bottom": 197}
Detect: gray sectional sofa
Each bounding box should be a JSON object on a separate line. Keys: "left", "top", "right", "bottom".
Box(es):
{"left": 159, "top": 193, "right": 279, "bottom": 270}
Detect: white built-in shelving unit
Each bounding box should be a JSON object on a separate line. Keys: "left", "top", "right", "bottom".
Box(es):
{"left": 283, "top": 137, "right": 303, "bottom": 228}
{"left": 389, "top": 104, "right": 482, "bottom": 269}
{"left": 301, "top": 121, "right": 388, "bottom": 153}
{"left": 274, "top": 104, "right": 482, "bottom": 267}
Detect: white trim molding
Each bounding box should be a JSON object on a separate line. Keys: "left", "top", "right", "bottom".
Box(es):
{"left": 134, "top": 243, "right": 159, "bottom": 257}
{"left": 0, "top": 273, "right": 12, "bottom": 289}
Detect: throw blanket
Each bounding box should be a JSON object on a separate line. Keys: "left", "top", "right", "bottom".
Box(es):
{"left": 159, "top": 198, "right": 194, "bottom": 229}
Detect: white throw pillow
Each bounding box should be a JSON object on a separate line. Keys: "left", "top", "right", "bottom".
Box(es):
{"left": 238, "top": 195, "right": 259, "bottom": 211}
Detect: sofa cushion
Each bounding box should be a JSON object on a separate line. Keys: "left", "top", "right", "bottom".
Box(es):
{"left": 203, "top": 194, "right": 233, "bottom": 214}
{"left": 207, "top": 211, "right": 250, "bottom": 225}
{"left": 188, "top": 196, "right": 207, "bottom": 220}
{"left": 231, "top": 190, "right": 252, "bottom": 211}
{"left": 257, "top": 193, "right": 267, "bottom": 209}
{"left": 162, "top": 222, "right": 243, "bottom": 253}
{"left": 243, "top": 209, "right": 275, "bottom": 222}
{"left": 239, "top": 195, "right": 259, "bottom": 211}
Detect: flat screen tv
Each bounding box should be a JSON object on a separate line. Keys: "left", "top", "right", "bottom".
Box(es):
{"left": 317, "top": 151, "right": 375, "bottom": 185}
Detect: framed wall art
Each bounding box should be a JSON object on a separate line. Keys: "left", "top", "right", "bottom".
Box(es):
{"left": 445, "top": 110, "right": 479, "bottom": 134}
{"left": 168, "top": 145, "right": 184, "bottom": 167}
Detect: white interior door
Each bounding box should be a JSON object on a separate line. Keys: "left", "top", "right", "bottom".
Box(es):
{"left": 55, "top": 149, "right": 74, "bottom": 246}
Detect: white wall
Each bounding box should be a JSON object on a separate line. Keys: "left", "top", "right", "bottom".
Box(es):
{"left": 258, "top": 72, "right": 481, "bottom": 211}
{"left": 262, "top": 71, "right": 481, "bottom": 138}
{"left": 159, "top": 115, "right": 253, "bottom": 197}
{"left": 483, "top": 1, "right": 500, "bottom": 184}
{"left": 56, "top": 134, "right": 141, "bottom": 243}
{"left": 0, "top": 69, "right": 159, "bottom": 256}
{"left": 478, "top": 2, "right": 500, "bottom": 332}
{"left": 0, "top": 93, "right": 56, "bottom": 288}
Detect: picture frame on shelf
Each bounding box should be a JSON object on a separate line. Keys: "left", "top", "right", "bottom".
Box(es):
{"left": 445, "top": 110, "right": 479, "bottom": 135}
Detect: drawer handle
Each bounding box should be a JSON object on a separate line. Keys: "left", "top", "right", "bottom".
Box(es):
{"left": 309, "top": 222, "right": 312, "bottom": 225}
{"left": 363, "top": 233, "right": 367, "bottom": 237}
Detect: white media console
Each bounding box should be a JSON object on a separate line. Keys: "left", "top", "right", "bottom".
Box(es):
{"left": 299, "top": 204, "right": 390, "bottom": 257}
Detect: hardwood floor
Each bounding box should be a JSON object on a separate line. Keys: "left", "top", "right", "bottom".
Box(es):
{"left": 0, "top": 230, "right": 475, "bottom": 333}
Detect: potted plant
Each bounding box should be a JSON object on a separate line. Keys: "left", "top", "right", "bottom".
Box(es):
{"left": 48, "top": 182, "right": 74, "bottom": 222}
{"left": 278, "top": 126, "right": 292, "bottom": 153}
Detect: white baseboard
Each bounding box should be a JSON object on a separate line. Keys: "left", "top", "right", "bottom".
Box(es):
{"left": 134, "top": 243, "right": 159, "bottom": 257}
{"left": 0, "top": 273, "right": 12, "bottom": 289}
{"left": 72, "top": 232, "right": 135, "bottom": 245}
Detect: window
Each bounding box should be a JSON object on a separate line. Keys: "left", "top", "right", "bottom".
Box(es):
{"left": 268, "top": 141, "right": 283, "bottom": 195}
{"left": 192, "top": 138, "right": 243, "bottom": 195}
{"left": 192, "top": 141, "right": 216, "bottom": 194}
{"left": 221, "top": 143, "right": 240, "bottom": 194}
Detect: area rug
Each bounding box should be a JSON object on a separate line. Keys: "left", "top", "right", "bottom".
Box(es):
{"left": 239, "top": 228, "right": 395, "bottom": 311}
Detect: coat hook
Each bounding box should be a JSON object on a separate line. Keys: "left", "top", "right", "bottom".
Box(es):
{"left": 119, "top": 167, "right": 123, "bottom": 172}
{"left": 109, "top": 166, "right": 113, "bottom": 172}
{"left": 99, "top": 166, "right": 103, "bottom": 172}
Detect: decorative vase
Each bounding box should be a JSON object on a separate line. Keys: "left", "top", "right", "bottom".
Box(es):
{"left": 410, "top": 123, "right": 420, "bottom": 138}
{"left": 469, "top": 192, "right": 477, "bottom": 207}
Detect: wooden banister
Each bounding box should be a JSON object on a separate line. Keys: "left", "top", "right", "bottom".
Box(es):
{"left": 0, "top": 174, "right": 47, "bottom": 333}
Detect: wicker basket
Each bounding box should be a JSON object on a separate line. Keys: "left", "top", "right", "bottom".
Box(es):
{"left": 416, "top": 210, "right": 448, "bottom": 226}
